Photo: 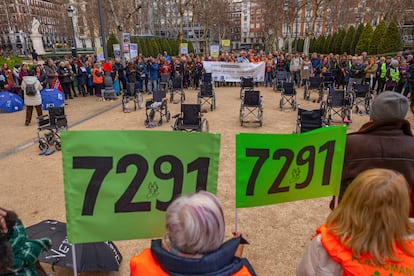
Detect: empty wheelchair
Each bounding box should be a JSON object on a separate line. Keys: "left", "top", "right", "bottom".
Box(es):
{"left": 240, "top": 76, "right": 254, "bottom": 99}
{"left": 122, "top": 82, "right": 144, "bottom": 112}
{"left": 295, "top": 107, "right": 326, "bottom": 133}
{"left": 324, "top": 89, "right": 353, "bottom": 125}
{"left": 304, "top": 76, "right": 323, "bottom": 101}
{"left": 273, "top": 69, "right": 289, "bottom": 91}
{"left": 144, "top": 83, "right": 171, "bottom": 126}
{"left": 37, "top": 106, "right": 67, "bottom": 151}
{"left": 197, "top": 82, "right": 216, "bottom": 111}
{"left": 240, "top": 90, "right": 263, "bottom": 127}
{"left": 172, "top": 103, "right": 209, "bottom": 132}
{"left": 170, "top": 74, "right": 185, "bottom": 103}
{"left": 321, "top": 71, "right": 335, "bottom": 97}
{"left": 160, "top": 73, "right": 171, "bottom": 88}
{"left": 279, "top": 81, "right": 297, "bottom": 111}
{"left": 352, "top": 83, "right": 373, "bottom": 115}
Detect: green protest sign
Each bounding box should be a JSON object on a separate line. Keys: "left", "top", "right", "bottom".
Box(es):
{"left": 236, "top": 126, "right": 346, "bottom": 208}
{"left": 62, "top": 130, "right": 221, "bottom": 244}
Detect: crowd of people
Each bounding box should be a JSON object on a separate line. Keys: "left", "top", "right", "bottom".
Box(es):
{"left": 1, "top": 47, "right": 414, "bottom": 275}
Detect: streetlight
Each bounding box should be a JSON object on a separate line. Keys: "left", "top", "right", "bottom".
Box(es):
{"left": 67, "top": 5, "right": 77, "bottom": 57}
{"left": 294, "top": 0, "right": 300, "bottom": 52}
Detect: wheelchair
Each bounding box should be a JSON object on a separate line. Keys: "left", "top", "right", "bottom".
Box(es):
{"left": 240, "top": 76, "right": 254, "bottom": 99}
{"left": 324, "top": 89, "right": 353, "bottom": 125}
{"left": 170, "top": 74, "right": 185, "bottom": 103}
{"left": 37, "top": 106, "right": 67, "bottom": 151}
{"left": 304, "top": 76, "right": 323, "bottom": 101}
{"left": 160, "top": 73, "right": 171, "bottom": 88}
{"left": 144, "top": 83, "right": 171, "bottom": 126}
{"left": 172, "top": 103, "right": 209, "bottom": 132}
{"left": 279, "top": 81, "right": 297, "bottom": 111}
{"left": 197, "top": 82, "right": 216, "bottom": 111}
{"left": 295, "top": 106, "right": 326, "bottom": 133}
{"left": 352, "top": 83, "right": 373, "bottom": 115}
{"left": 240, "top": 90, "right": 263, "bottom": 127}
{"left": 273, "top": 69, "right": 289, "bottom": 91}
{"left": 321, "top": 72, "right": 335, "bottom": 98}
{"left": 122, "top": 82, "right": 144, "bottom": 112}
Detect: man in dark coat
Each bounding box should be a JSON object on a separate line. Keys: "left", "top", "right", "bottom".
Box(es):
{"left": 331, "top": 91, "right": 414, "bottom": 217}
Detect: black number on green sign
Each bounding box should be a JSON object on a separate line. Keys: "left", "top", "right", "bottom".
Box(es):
{"left": 73, "top": 155, "right": 211, "bottom": 215}
{"left": 268, "top": 149, "right": 294, "bottom": 194}
{"left": 319, "top": 140, "right": 335, "bottom": 185}
{"left": 73, "top": 156, "right": 113, "bottom": 216}
{"left": 244, "top": 140, "right": 336, "bottom": 196}
{"left": 154, "top": 155, "right": 184, "bottom": 211}
{"left": 115, "top": 154, "right": 150, "bottom": 213}
{"left": 295, "top": 146, "right": 315, "bottom": 189}
{"left": 188, "top": 157, "right": 210, "bottom": 191}
{"left": 245, "top": 148, "right": 269, "bottom": 195}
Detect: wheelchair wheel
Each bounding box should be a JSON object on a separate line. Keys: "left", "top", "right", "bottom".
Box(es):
{"left": 39, "top": 138, "right": 49, "bottom": 151}
{"left": 170, "top": 92, "right": 174, "bottom": 103}
{"left": 55, "top": 141, "right": 62, "bottom": 151}
{"left": 144, "top": 119, "right": 149, "bottom": 126}
{"left": 213, "top": 98, "right": 216, "bottom": 110}
{"left": 240, "top": 88, "right": 243, "bottom": 99}
{"left": 158, "top": 118, "right": 163, "bottom": 126}
{"left": 292, "top": 100, "right": 297, "bottom": 111}
{"left": 166, "top": 111, "right": 171, "bottom": 122}
{"left": 201, "top": 119, "right": 209, "bottom": 132}
{"left": 279, "top": 98, "right": 284, "bottom": 110}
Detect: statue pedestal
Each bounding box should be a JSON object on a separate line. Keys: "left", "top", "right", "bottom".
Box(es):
{"left": 30, "top": 33, "right": 45, "bottom": 55}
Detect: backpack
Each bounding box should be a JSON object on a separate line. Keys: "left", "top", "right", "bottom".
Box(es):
{"left": 26, "top": 83, "right": 37, "bottom": 96}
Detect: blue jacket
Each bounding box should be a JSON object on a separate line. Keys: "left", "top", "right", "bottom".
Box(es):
{"left": 311, "top": 58, "right": 321, "bottom": 73}
{"left": 146, "top": 237, "right": 257, "bottom": 276}
{"left": 149, "top": 62, "right": 160, "bottom": 81}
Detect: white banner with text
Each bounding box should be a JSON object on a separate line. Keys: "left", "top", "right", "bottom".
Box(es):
{"left": 203, "top": 61, "right": 265, "bottom": 83}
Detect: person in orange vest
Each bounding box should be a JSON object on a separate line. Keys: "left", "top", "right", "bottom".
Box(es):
{"left": 297, "top": 168, "right": 414, "bottom": 275}
{"left": 130, "top": 191, "right": 256, "bottom": 276}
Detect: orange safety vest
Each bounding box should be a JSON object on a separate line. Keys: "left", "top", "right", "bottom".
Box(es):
{"left": 318, "top": 224, "right": 414, "bottom": 276}
{"left": 92, "top": 68, "right": 103, "bottom": 84}
{"left": 130, "top": 248, "right": 254, "bottom": 276}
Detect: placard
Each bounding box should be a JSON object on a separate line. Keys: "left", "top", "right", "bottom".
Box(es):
{"left": 62, "top": 130, "right": 221, "bottom": 243}
{"left": 236, "top": 126, "right": 346, "bottom": 208}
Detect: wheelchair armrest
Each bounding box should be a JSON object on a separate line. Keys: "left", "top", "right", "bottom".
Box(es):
{"left": 172, "top": 113, "right": 180, "bottom": 118}
{"left": 37, "top": 114, "right": 48, "bottom": 120}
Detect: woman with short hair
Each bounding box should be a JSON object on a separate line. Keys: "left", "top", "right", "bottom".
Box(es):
{"left": 297, "top": 168, "right": 414, "bottom": 275}
{"left": 130, "top": 191, "right": 256, "bottom": 276}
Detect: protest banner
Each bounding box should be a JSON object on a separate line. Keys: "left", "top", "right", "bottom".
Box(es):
{"left": 203, "top": 61, "right": 265, "bottom": 82}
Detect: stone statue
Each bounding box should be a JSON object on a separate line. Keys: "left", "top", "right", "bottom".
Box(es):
{"left": 31, "top": 18, "right": 40, "bottom": 34}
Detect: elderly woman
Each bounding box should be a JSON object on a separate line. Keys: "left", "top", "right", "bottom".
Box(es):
{"left": 297, "top": 168, "right": 414, "bottom": 275}
{"left": 130, "top": 191, "right": 256, "bottom": 276}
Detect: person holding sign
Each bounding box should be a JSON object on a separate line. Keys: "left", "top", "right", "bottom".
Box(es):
{"left": 130, "top": 191, "right": 256, "bottom": 276}
{"left": 297, "top": 169, "right": 414, "bottom": 275}
{"left": 331, "top": 91, "right": 414, "bottom": 218}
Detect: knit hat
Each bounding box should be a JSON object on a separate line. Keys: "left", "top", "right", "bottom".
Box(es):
{"left": 370, "top": 91, "right": 408, "bottom": 121}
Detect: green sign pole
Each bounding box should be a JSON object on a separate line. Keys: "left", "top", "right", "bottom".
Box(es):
{"left": 236, "top": 126, "right": 346, "bottom": 208}
{"left": 62, "top": 130, "right": 221, "bottom": 244}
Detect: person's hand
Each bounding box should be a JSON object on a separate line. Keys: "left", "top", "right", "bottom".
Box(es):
{"left": 232, "top": 232, "right": 249, "bottom": 258}
{"left": 0, "top": 209, "right": 7, "bottom": 234}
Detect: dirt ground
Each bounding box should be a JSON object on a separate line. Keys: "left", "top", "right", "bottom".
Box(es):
{"left": 1, "top": 85, "right": 413, "bottom": 276}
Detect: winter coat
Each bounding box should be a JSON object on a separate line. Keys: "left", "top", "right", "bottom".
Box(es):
{"left": 21, "top": 75, "right": 42, "bottom": 106}
{"left": 333, "top": 119, "right": 414, "bottom": 217}
{"left": 130, "top": 238, "right": 256, "bottom": 276}
{"left": 57, "top": 66, "right": 72, "bottom": 84}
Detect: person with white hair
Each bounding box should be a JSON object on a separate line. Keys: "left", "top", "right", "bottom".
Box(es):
{"left": 385, "top": 59, "right": 400, "bottom": 91}
{"left": 130, "top": 191, "right": 256, "bottom": 276}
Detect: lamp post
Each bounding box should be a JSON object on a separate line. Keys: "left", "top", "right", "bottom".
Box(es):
{"left": 67, "top": 6, "right": 77, "bottom": 57}
{"left": 294, "top": 0, "right": 299, "bottom": 52}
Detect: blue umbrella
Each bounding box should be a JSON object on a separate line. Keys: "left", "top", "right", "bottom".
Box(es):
{"left": 0, "top": 91, "right": 24, "bottom": 112}
{"left": 41, "top": 89, "right": 65, "bottom": 110}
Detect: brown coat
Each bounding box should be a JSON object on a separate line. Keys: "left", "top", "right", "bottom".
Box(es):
{"left": 334, "top": 119, "right": 414, "bottom": 217}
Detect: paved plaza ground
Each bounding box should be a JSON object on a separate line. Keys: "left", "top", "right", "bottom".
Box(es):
{"left": 1, "top": 85, "right": 413, "bottom": 275}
